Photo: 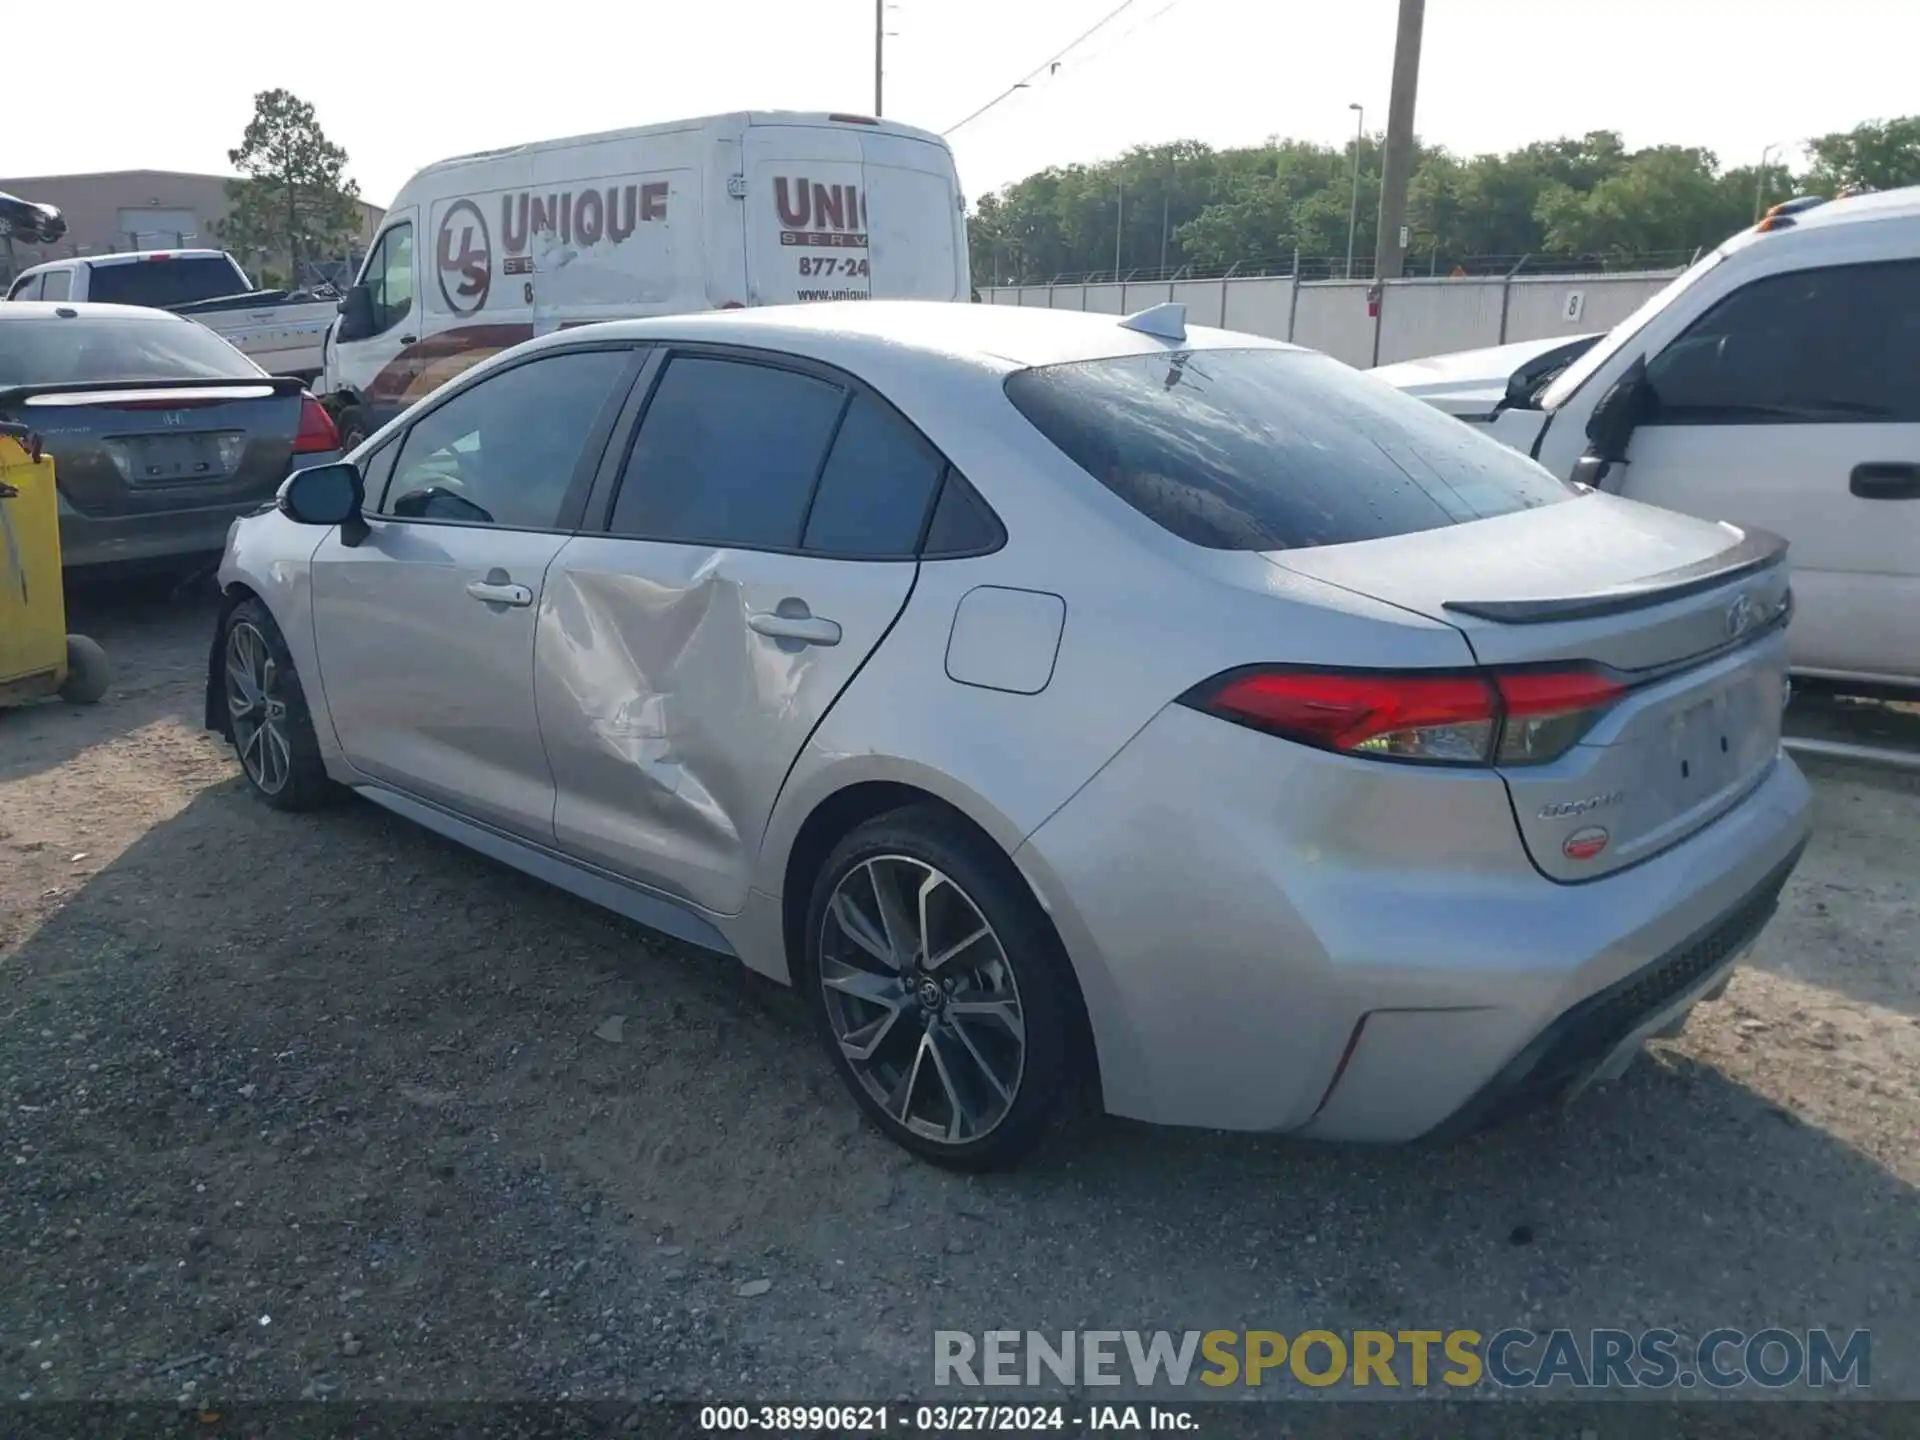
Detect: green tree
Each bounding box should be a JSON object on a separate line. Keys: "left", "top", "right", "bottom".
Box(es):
{"left": 1535, "top": 146, "right": 1740, "bottom": 260}
{"left": 1804, "top": 116, "right": 1920, "bottom": 194}
{"left": 216, "top": 89, "right": 363, "bottom": 287}
{"left": 968, "top": 117, "right": 1920, "bottom": 285}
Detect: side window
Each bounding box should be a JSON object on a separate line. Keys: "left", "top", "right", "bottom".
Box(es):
{"left": 921, "top": 473, "right": 1005, "bottom": 557}
{"left": 800, "top": 394, "right": 945, "bottom": 557}
{"left": 38, "top": 270, "right": 71, "bottom": 302}
{"left": 608, "top": 357, "right": 846, "bottom": 548}
{"left": 1645, "top": 260, "right": 1920, "bottom": 424}
{"left": 363, "top": 222, "right": 415, "bottom": 335}
{"left": 380, "top": 349, "right": 632, "bottom": 528}
{"left": 8, "top": 274, "right": 42, "bottom": 301}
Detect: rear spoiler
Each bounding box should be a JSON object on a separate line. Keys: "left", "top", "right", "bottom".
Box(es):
{"left": 0, "top": 375, "right": 307, "bottom": 408}
{"left": 1442, "top": 527, "right": 1789, "bottom": 625}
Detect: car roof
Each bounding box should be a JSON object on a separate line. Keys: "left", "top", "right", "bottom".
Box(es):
{"left": 517, "top": 300, "right": 1302, "bottom": 375}
{"left": 0, "top": 300, "right": 191, "bottom": 322}
{"left": 14, "top": 248, "right": 229, "bottom": 276}
{"left": 409, "top": 111, "right": 947, "bottom": 182}
{"left": 1784, "top": 184, "right": 1920, "bottom": 232}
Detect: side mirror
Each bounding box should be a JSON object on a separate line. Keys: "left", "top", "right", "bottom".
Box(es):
{"left": 335, "top": 283, "right": 376, "bottom": 343}
{"left": 278, "top": 460, "right": 368, "bottom": 544}
{"left": 1584, "top": 354, "right": 1650, "bottom": 464}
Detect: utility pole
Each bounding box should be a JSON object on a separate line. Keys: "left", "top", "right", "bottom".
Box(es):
{"left": 1371, "top": 0, "right": 1425, "bottom": 283}
{"left": 1345, "top": 103, "right": 1364, "bottom": 280}
{"left": 1159, "top": 182, "right": 1170, "bottom": 274}
{"left": 1115, "top": 182, "right": 1124, "bottom": 279}
{"left": 873, "top": 0, "right": 885, "bottom": 116}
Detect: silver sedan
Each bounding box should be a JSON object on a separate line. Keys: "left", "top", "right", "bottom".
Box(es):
{"left": 205, "top": 301, "right": 1812, "bottom": 1170}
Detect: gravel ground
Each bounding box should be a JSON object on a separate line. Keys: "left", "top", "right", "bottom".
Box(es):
{"left": 1, "top": 588, "right": 1915, "bottom": 1406}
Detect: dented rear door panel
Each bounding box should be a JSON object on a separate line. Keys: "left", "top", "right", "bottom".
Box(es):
{"left": 533, "top": 538, "right": 916, "bottom": 915}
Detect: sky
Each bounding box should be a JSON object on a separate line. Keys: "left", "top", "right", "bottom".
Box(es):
{"left": 8, "top": 0, "right": 1918, "bottom": 208}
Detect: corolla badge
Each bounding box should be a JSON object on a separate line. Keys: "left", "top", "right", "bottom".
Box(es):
{"left": 1538, "top": 790, "right": 1624, "bottom": 820}
{"left": 1725, "top": 592, "right": 1758, "bottom": 640}
{"left": 1563, "top": 826, "right": 1610, "bottom": 862}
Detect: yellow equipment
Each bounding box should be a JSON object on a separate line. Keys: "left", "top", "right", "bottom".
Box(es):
{"left": 0, "top": 423, "right": 111, "bottom": 708}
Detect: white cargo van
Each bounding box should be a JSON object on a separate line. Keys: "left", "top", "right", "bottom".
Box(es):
{"left": 321, "top": 110, "right": 971, "bottom": 447}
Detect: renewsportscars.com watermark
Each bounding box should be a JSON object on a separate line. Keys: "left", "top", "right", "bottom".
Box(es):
{"left": 933, "top": 1328, "right": 1872, "bottom": 1392}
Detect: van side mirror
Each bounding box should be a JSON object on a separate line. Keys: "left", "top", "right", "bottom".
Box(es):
{"left": 335, "top": 283, "right": 376, "bottom": 343}
{"left": 278, "top": 460, "right": 368, "bottom": 544}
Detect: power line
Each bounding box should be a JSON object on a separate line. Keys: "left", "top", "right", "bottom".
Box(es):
{"left": 941, "top": 0, "right": 1146, "bottom": 137}
{"left": 1049, "top": 0, "right": 1192, "bottom": 73}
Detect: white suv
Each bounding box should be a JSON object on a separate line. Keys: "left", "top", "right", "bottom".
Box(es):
{"left": 1374, "top": 187, "right": 1920, "bottom": 694}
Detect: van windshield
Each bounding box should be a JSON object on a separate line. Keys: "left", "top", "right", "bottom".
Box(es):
{"left": 1538, "top": 247, "right": 1727, "bottom": 411}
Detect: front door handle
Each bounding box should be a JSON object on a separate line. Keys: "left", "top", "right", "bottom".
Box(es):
{"left": 1851, "top": 462, "right": 1920, "bottom": 500}
{"left": 748, "top": 607, "right": 842, "bottom": 647}
{"left": 466, "top": 575, "right": 533, "bottom": 607}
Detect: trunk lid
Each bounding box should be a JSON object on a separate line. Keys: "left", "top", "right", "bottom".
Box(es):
{"left": 2, "top": 377, "right": 305, "bottom": 520}
{"left": 742, "top": 121, "right": 962, "bottom": 307}
{"left": 1267, "top": 494, "right": 1792, "bottom": 881}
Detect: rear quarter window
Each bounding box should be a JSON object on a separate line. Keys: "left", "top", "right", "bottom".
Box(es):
{"left": 1004, "top": 347, "right": 1578, "bottom": 551}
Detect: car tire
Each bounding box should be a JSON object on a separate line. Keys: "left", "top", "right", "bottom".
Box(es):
{"left": 58, "top": 634, "right": 112, "bottom": 705}
{"left": 801, "top": 804, "right": 1082, "bottom": 1172}
{"left": 337, "top": 405, "right": 371, "bottom": 453}
{"left": 219, "top": 598, "right": 337, "bottom": 812}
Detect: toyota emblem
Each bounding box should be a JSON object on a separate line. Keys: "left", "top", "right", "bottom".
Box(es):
{"left": 1724, "top": 593, "right": 1757, "bottom": 640}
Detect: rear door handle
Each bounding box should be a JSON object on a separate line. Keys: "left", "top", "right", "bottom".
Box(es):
{"left": 1851, "top": 462, "right": 1920, "bottom": 500}
{"left": 748, "top": 609, "right": 842, "bottom": 647}
{"left": 466, "top": 580, "right": 533, "bottom": 607}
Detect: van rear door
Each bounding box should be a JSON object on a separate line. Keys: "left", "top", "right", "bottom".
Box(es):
{"left": 856, "top": 129, "right": 963, "bottom": 301}
{"left": 741, "top": 121, "right": 963, "bottom": 307}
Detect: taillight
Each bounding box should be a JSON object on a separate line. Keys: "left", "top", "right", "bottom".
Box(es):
{"left": 294, "top": 393, "right": 340, "bottom": 453}
{"left": 1492, "top": 670, "right": 1626, "bottom": 765}
{"left": 1181, "top": 666, "right": 1626, "bottom": 767}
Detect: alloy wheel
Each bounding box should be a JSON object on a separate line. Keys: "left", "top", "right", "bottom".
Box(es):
{"left": 818, "top": 855, "right": 1026, "bottom": 1145}
{"left": 225, "top": 621, "right": 292, "bottom": 795}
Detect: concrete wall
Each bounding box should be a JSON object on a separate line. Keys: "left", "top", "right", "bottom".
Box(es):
{"left": 980, "top": 268, "right": 1679, "bottom": 366}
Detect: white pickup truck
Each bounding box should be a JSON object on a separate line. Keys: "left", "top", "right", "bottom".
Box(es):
{"left": 1373, "top": 187, "right": 1920, "bottom": 695}
{"left": 4, "top": 248, "right": 336, "bottom": 382}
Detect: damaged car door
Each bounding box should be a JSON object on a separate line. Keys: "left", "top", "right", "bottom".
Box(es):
{"left": 535, "top": 349, "right": 941, "bottom": 915}
{"left": 309, "top": 344, "right": 639, "bottom": 840}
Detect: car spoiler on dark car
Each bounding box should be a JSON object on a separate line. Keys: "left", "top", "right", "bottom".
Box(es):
{"left": 0, "top": 375, "right": 308, "bottom": 408}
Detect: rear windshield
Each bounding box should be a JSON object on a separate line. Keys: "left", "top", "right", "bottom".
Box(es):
{"left": 0, "top": 316, "right": 262, "bottom": 388}
{"left": 1004, "top": 347, "right": 1578, "bottom": 551}
{"left": 86, "top": 256, "right": 248, "bottom": 308}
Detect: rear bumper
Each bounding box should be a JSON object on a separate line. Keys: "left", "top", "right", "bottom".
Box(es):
{"left": 1423, "top": 836, "right": 1804, "bottom": 1140}
{"left": 1014, "top": 703, "right": 1814, "bottom": 1138}
{"left": 59, "top": 498, "right": 252, "bottom": 571}
{"left": 54, "top": 458, "right": 334, "bottom": 571}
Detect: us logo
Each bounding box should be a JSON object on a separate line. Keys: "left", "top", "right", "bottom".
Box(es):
{"left": 437, "top": 198, "right": 492, "bottom": 316}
